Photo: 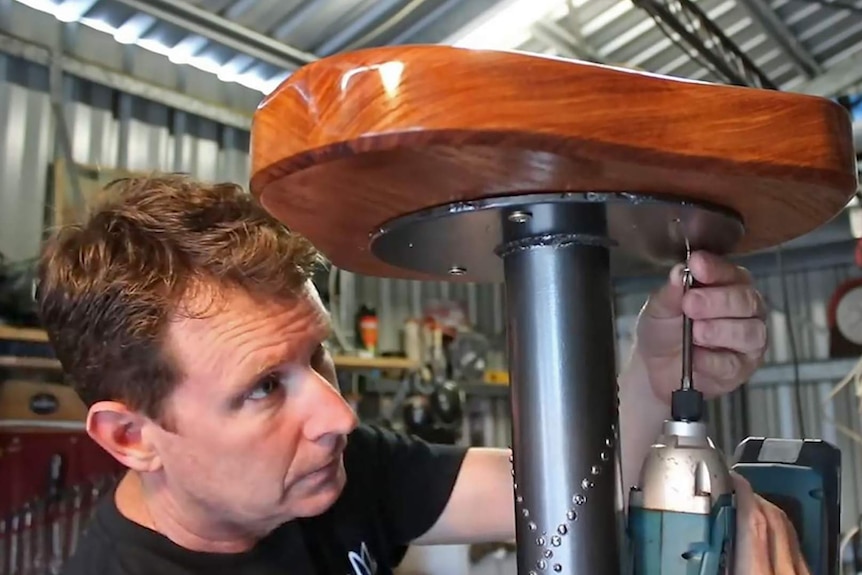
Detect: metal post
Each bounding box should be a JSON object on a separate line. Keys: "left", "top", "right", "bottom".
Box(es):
{"left": 500, "top": 202, "right": 620, "bottom": 575}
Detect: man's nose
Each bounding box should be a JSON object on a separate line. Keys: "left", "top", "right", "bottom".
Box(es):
{"left": 302, "top": 372, "right": 359, "bottom": 441}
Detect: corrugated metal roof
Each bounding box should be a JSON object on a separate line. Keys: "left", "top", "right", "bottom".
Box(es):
{"left": 12, "top": 0, "right": 862, "bottom": 102}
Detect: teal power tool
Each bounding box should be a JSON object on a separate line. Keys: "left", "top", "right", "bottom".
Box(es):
{"left": 731, "top": 437, "right": 841, "bottom": 575}
{"left": 626, "top": 249, "right": 842, "bottom": 575}
{"left": 628, "top": 252, "right": 735, "bottom": 575}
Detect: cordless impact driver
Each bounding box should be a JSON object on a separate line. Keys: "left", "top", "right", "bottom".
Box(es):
{"left": 627, "top": 251, "right": 842, "bottom": 575}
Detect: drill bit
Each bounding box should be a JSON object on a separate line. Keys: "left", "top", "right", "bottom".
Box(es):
{"left": 671, "top": 238, "right": 704, "bottom": 422}
{"left": 681, "top": 240, "right": 694, "bottom": 391}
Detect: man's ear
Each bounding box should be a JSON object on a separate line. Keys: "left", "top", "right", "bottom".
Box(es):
{"left": 86, "top": 401, "right": 162, "bottom": 472}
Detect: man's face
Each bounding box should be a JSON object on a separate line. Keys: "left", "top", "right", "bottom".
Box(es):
{"left": 148, "top": 282, "right": 358, "bottom": 535}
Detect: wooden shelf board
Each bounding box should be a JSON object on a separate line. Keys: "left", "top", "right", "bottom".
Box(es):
{"left": 0, "top": 352, "right": 416, "bottom": 373}
{"left": 0, "top": 320, "right": 420, "bottom": 374}
{"left": 0, "top": 356, "right": 62, "bottom": 370}
{"left": 332, "top": 355, "right": 419, "bottom": 370}
{"left": 0, "top": 325, "right": 49, "bottom": 343}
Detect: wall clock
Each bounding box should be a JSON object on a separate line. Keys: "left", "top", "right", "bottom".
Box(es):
{"left": 828, "top": 277, "right": 862, "bottom": 358}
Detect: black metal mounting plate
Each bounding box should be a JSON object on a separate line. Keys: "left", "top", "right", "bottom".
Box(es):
{"left": 370, "top": 192, "right": 745, "bottom": 283}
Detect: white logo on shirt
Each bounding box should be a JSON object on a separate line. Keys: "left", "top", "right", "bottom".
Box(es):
{"left": 348, "top": 542, "right": 377, "bottom": 575}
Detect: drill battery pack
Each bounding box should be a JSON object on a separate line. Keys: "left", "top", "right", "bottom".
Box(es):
{"left": 731, "top": 438, "right": 841, "bottom": 575}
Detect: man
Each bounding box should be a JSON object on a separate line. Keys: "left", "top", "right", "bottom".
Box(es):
{"left": 36, "top": 174, "right": 806, "bottom": 574}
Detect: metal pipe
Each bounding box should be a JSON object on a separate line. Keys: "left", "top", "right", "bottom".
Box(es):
{"left": 736, "top": 0, "right": 822, "bottom": 78}
{"left": 110, "top": 0, "right": 317, "bottom": 70}
{"left": 500, "top": 202, "right": 620, "bottom": 575}
{"left": 632, "top": 0, "right": 777, "bottom": 90}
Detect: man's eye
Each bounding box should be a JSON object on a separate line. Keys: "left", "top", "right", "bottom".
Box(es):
{"left": 246, "top": 374, "right": 283, "bottom": 401}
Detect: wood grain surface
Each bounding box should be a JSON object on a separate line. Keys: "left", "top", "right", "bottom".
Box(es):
{"left": 250, "top": 45, "right": 858, "bottom": 281}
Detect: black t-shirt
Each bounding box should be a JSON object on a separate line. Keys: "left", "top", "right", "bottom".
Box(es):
{"left": 60, "top": 424, "right": 469, "bottom": 575}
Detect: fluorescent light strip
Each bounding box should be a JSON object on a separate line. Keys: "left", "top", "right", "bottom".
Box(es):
{"left": 11, "top": 0, "right": 281, "bottom": 94}
{"left": 13, "top": 0, "right": 604, "bottom": 98}
{"left": 444, "top": 0, "right": 582, "bottom": 50}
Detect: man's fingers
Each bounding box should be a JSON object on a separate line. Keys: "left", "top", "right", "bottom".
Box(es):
{"left": 683, "top": 285, "right": 767, "bottom": 320}
{"left": 761, "top": 499, "right": 800, "bottom": 575}
{"left": 732, "top": 472, "right": 810, "bottom": 575}
{"left": 775, "top": 508, "right": 811, "bottom": 575}
{"left": 644, "top": 254, "right": 763, "bottom": 321}
{"left": 733, "top": 473, "right": 774, "bottom": 574}
{"left": 778, "top": 507, "right": 812, "bottom": 575}
{"left": 688, "top": 251, "right": 753, "bottom": 286}
{"left": 642, "top": 264, "right": 686, "bottom": 319}
{"left": 693, "top": 318, "right": 768, "bottom": 354}
{"left": 691, "top": 349, "right": 760, "bottom": 393}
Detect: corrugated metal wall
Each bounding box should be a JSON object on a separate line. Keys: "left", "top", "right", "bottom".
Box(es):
{"left": 0, "top": 54, "right": 52, "bottom": 264}
{"left": 0, "top": 52, "right": 251, "bottom": 264}
{"left": 1, "top": 29, "right": 861, "bottom": 533}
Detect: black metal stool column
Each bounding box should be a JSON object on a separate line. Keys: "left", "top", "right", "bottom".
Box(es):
{"left": 499, "top": 201, "right": 619, "bottom": 574}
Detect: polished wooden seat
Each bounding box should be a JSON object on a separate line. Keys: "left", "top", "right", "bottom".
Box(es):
{"left": 249, "top": 45, "right": 858, "bottom": 280}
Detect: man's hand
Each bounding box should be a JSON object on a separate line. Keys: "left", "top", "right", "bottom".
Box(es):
{"left": 733, "top": 473, "right": 811, "bottom": 574}
{"left": 634, "top": 250, "right": 768, "bottom": 402}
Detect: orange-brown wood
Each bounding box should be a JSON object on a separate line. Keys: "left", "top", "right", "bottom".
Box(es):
{"left": 250, "top": 45, "right": 858, "bottom": 281}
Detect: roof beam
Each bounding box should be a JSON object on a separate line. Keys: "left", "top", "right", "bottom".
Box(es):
{"left": 0, "top": 30, "right": 253, "bottom": 129}
{"left": 793, "top": 48, "right": 862, "bottom": 97}
{"left": 530, "top": 19, "right": 597, "bottom": 61}
{"left": 563, "top": 0, "right": 603, "bottom": 62}
{"left": 736, "top": 0, "right": 822, "bottom": 78}
{"left": 314, "top": 0, "right": 403, "bottom": 56}
{"left": 110, "top": 0, "right": 318, "bottom": 71}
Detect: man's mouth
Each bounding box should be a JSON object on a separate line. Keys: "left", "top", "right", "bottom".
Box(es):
{"left": 302, "top": 455, "right": 343, "bottom": 488}
{"left": 309, "top": 438, "right": 347, "bottom": 478}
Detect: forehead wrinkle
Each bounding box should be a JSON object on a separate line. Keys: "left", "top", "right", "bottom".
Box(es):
{"left": 165, "top": 308, "right": 268, "bottom": 389}
{"left": 248, "top": 342, "right": 295, "bottom": 378}
{"left": 170, "top": 281, "right": 332, "bottom": 382}
{"left": 251, "top": 312, "right": 332, "bottom": 372}
{"left": 224, "top": 305, "right": 331, "bottom": 380}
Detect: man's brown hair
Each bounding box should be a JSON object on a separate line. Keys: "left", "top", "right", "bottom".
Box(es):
{"left": 36, "top": 174, "right": 324, "bottom": 421}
